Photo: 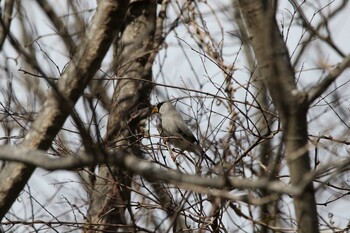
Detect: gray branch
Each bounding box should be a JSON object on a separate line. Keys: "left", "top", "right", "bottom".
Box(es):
{"left": 307, "top": 54, "right": 350, "bottom": 104}
{"left": 0, "top": 145, "right": 299, "bottom": 197}
{"left": 0, "top": 0, "right": 129, "bottom": 220}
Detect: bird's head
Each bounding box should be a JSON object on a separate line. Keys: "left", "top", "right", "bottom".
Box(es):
{"left": 151, "top": 102, "right": 165, "bottom": 114}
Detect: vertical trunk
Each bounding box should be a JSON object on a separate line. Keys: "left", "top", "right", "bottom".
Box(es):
{"left": 285, "top": 109, "right": 318, "bottom": 232}
{"left": 85, "top": 1, "right": 157, "bottom": 231}
{"left": 233, "top": 2, "right": 281, "bottom": 230}
{"left": 235, "top": 0, "right": 319, "bottom": 232}
{"left": 256, "top": 83, "right": 277, "bottom": 233}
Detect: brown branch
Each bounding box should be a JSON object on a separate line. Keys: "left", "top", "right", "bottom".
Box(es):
{"left": 292, "top": 1, "right": 349, "bottom": 67}
{"left": 0, "top": 0, "right": 129, "bottom": 220}
{"left": 307, "top": 54, "right": 350, "bottom": 104}
{"left": 290, "top": 0, "right": 346, "bottom": 58}
{"left": 0, "top": 145, "right": 299, "bottom": 197}
{"left": 0, "top": 0, "right": 14, "bottom": 50}
{"left": 36, "top": 0, "right": 76, "bottom": 55}
{"left": 235, "top": 1, "right": 319, "bottom": 232}
{"left": 0, "top": 220, "right": 153, "bottom": 232}
{"left": 86, "top": 0, "right": 158, "bottom": 231}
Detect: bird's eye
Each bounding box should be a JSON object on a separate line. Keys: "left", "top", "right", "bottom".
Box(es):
{"left": 157, "top": 103, "right": 163, "bottom": 109}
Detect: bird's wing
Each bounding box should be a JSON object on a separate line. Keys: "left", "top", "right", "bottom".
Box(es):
{"left": 173, "top": 118, "right": 198, "bottom": 144}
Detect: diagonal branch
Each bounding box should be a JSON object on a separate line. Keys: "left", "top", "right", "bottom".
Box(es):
{"left": 307, "top": 54, "right": 350, "bottom": 105}
{"left": 36, "top": 0, "right": 76, "bottom": 54}
{"left": 290, "top": 0, "right": 346, "bottom": 58}
{"left": 0, "top": 0, "right": 129, "bottom": 220}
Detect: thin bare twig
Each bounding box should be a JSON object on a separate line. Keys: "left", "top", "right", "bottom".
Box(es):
{"left": 307, "top": 54, "right": 350, "bottom": 104}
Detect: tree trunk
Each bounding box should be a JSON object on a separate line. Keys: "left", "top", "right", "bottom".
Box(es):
{"left": 85, "top": 0, "right": 157, "bottom": 231}
{"left": 235, "top": 0, "right": 319, "bottom": 232}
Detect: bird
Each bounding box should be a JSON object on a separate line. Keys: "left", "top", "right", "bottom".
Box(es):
{"left": 151, "top": 101, "right": 215, "bottom": 165}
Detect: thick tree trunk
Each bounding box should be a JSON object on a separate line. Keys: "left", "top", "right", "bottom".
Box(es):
{"left": 235, "top": 0, "right": 319, "bottom": 232}
{"left": 85, "top": 0, "right": 157, "bottom": 231}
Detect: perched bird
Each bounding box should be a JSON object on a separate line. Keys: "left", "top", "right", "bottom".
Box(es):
{"left": 152, "top": 101, "right": 215, "bottom": 165}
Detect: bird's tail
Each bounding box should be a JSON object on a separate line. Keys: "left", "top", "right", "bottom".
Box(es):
{"left": 203, "top": 153, "right": 215, "bottom": 165}
{"left": 193, "top": 143, "right": 215, "bottom": 165}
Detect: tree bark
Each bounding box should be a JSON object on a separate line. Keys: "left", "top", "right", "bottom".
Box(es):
{"left": 85, "top": 0, "right": 157, "bottom": 231}
{"left": 0, "top": 0, "right": 129, "bottom": 220}
{"left": 235, "top": 0, "right": 319, "bottom": 232}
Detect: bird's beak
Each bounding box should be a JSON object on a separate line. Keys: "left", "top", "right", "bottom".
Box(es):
{"left": 151, "top": 106, "right": 159, "bottom": 114}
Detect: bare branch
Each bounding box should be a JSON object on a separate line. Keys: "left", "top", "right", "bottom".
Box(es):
{"left": 235, "top": 1, "right": 319, "bottom": 232}
{"left": 36, "top": 0, "right": 76, "bottom": 54}
{"left": 0, "top": 146, "right": 101, "bottom": 170}
{"left": 0, "top": 0, "right": 129, "bottom": 220}
{"left": 307, "top": 54, "right": 350, "bottom": 104}
{"left": 1, "top": 1, "right": 349, "bottom": 231}
{"left": 0, "top": 0, "right": 14, "bottom": 49}
{"left": 0, "top": 145, "right": 298, "bottom": 197}
{"left": 290, "top": 0, "right": 346, "bottom": 58}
